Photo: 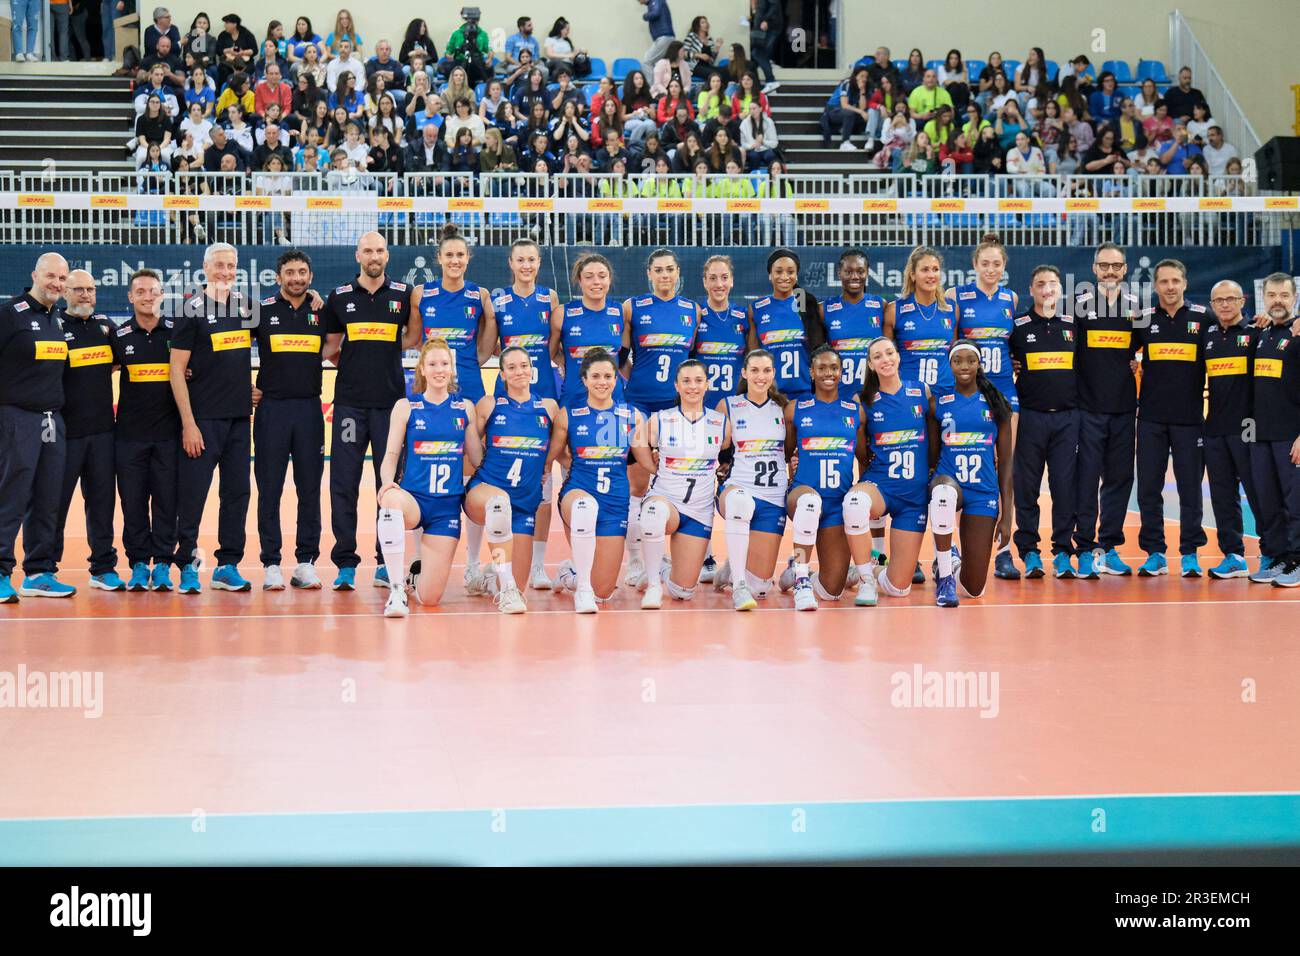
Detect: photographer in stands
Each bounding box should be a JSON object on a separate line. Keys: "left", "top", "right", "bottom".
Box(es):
{"left": 444, "top": 7, "right": 494, "bottom": 85}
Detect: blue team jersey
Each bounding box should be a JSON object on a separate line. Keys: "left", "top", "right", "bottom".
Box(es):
{"left": 492, "top": 285, "right": 559, "bottom": 401}
{"left": 752, "top": 294, "right": 811, "bottom": 398}
{"left": 864, "top": 380, "right": 930, "bottom": 505}
{"left": 559, "top": 300, "right": 625, "bottom": 407}
{"left": 419, "top": 281, "right": 485, "bottom": 401}
{"left": 792, "top": 396, "right": 861, "bottom": 497}
{"left": 564, "top": 401, "right": 636, "bottom": 499}
{"left": 894, "top": 294, "right": 956, "bottom": 393}
{"left": 474, "top": 392, "right": 553, "bottom": 511}
{"left": 824, "top": 293, "right": 886, "bottom": 401}
{"left": 694, "top": 301, "right": 749, "bottom": 411}
{"left": 953, "top": 283, "right": 1017, "bottom": 398}
{"left": 400, "top": 396, "right": 469, "bottom": 498}
{"left": 935, "top": 389, "right": 1000, "bottom": 510}
{"left": 626, "top": 293, "right": 698, "bottom": 408}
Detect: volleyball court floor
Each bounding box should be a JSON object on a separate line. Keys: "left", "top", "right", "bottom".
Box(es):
{"left": 2, "top": 465, "right": 1298, "bottom": 865}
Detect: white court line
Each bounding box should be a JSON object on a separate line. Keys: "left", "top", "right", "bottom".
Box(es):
{"left": 6, "top": 595, "right": 1298, "bottom": 624}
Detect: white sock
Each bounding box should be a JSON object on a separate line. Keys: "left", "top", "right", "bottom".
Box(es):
{"left": 936, "top": 548, "right": 953, "bottom": 577}
{"left": 724, "top": 490, "right": 755, "bottom": 588}
{"left": 376, "top": 508, "right": 406, "bottom": 591}
{"left": 626, "top": 494, "right": 644, "bottom": 561}
{"left": 531, "top": 539, "right": 547, "bottom": 570}
{"left": 569, "top": 497, "right": 598, "bottom": 589}
{"left": 495, "top": 562, "right": 514, "bottom": 591}
{"left": 855, "top": 562, "right": 873, "bottom": 582}
{"left": 464, "top": 517, "right": 484, "bottom": 571}
{"left": 794, "top": 560, "right": 811, "bottom": 583}
{"left": 640, "top": 500, "right": 668, "bottom": 586}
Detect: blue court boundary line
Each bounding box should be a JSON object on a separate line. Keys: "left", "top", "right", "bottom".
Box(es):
{"left": 4, "top": 793, "right": 1298, "bottom": 866}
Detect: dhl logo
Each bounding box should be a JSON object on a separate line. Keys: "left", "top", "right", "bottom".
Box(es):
{"left": 422, "top": 327, "right": 472, "bottom": 340}
{"left": 942, "top": 432, "right": 994, "bottom": 446}
{"left": 637, "top": 334, "right": 691, "bottom": 347}
{"left": 210, "top": 330, "right": 251, "bottom": 351}
{"left": 902, "top": 338, "right": 949, "bottom": 351}
{"left": 412, "top": 441, "right": 462, "bottom": 455}
{"left": 68, "top": 346, "right": 112, "bottom": 367}
{"left": 34, "top": 341, "right": 68, "bottom": 360}
{"left": 1255, "top": 358, "right": 1283, "bottom": 378}
{"left": 491, "top": 436, "right": 546, "bottom": 449}
{"left": 830, "top": 338, "right": 876, "bottom": 350}
{"left": 663, "top": 457, "right": 714, "bottom": 471}
{"left": 736, "top": 439, "right": 783, "bottom": 453}
{"left": 127, "top": 363, "right": 169, "bottom": 382}
{"left": 576, "top": 445, "right": 626, "bottom": 459}
{"left": 695, "top": 341, "right": 742, "bottom": 355}
{"left": 1206, "top": 356, "right": 1247, "bottom": 377}
{"left": 1026, "top": 351, "right": 1073, "bottom": 370}
{"left": 504, "top": 334, "right": 547, "bottom": 347}
{"left": 800, "top": 437, "right": 853, "bottom": 451}
{"left": 348, "top": 323, "right": 398, "bottom": 341}
{"left": 1087, "top": 330, "right": 1132, "bottom": 349}
{"left": 872, "top": 430, "right": 921, "bottom": 445}
{"left": 1148, "top": 343, "right": 1196, "bottom": 361}
{"left": 759, "top": 329, "right": 802, "bottom": 343}
{"left": 963, "top": 327, "right": 1009, "bottom": 340}
{"left": 269, "top": 334, "right": 321, "bottom": 353}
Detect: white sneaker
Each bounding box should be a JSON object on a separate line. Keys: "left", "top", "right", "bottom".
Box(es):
{"left": 762, "top": 81, "right": 781, "bottom": 94}
{"left": 697, "top": 555, "right": 717, "bottom": 584}
{"left": 623, "top": 555, "right": 647, "bottom": 588}
{"left": 778, "top": 555, "right": 797, "bottom": 592}
{"left": 290, "top": 562, "right": 322, "bottom": 589}
{"left": 554, "top": 559, "right": 578, "bottom": 592}
{"left": 574, "top": 584, "right": 598, "bottom": 613}
{"left": 839, "top": 140, "right": 858, "bottom": 151}
{"left": 193, "top": 224, "right": 207, "bottom": 243}
{"left": 793, "top": 581, "right": 818, "bottom": 611}
{"left": 262, "top": 565, "right": 285, "bottom": 590}
{"left": 528, "top": 564, "right": 553, "bottom": 590}
{"left": 464, "top": 564, "right": 491, "bottom": 596}
{"left": 495, "top": 584, "right": 527, "bottom": 614}
{"left": 863, "top": 138, "right": 876, "bottom": 151}
{"left": 855, "top": 570, "right": 878, "bottom": 606}
{"left": 846, "top": 564, "right": 861, "bottom": 587}
{"left": 14, "top": 53, "right": 27, "bottom": 63}
{"left": 383, "top": 586, "right": 409, "bottom": 618}
{"left": 641, "top": 582, "right": 663, "bottom": 609}
{"left": 732, "top": 582, "right": 757, "bottom": 611}
{"left": 713, "top": 558, "right": 731, "bottom": 591}
{"left": 481, "top": 565, "right": 501, "bottom": 597}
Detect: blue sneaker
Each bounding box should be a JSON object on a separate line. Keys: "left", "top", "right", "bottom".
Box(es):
{"left": 89, "top": 571, "right": 126, "bottom": 591}
{"left": 1053, "top": 552, "right": 1076, "bottom": 579}
{"left": 373, "top": 566, "right": 390, "bottom": 589}
{"left": 912, "top": 561, "right": 925, "bottom": 585}
{"left": 935, "top": 573, "right": 959, "bottom": 607}
{"left": 126, "top": 562, "right": 151, "bottom": 592}
{"left": 211, "top": 564, "right": 251, "bottom": 591}
{"left": 1271, "top": 558, "right": 1300, "bottom": 588}
{"left": 1099, "top": 548, "right": 1133, "bottom": 576}
{"left": 1249, "top": 556, "right": 1281, "bottom": 584}
{"left": 1077, "top": 550, "right": 1099, "bottom": 579}
{"left": 1023, "top": 552, "right": 1045, "bottom": 579}
{"left": 19, "top": 573, "right": 76, "bottom": 598}
{"left": 993, "top": 550, "right": 1020, "bottom": 579}
{"left": 0, "top": 575, "right": 17, "bottom": 603}
{"left": 150, "top": 564, "right": 174, "bottom": 592}
{"left": 333, "top": 567, "right": 357, "bottom": 591}
{"left": 1209, "top": 554, "right": 1249, "bottom": 579}
{"left": 1138, "top": 552, "right": 1168, "bottom": 577}
{"left": 179, "top": 563, "right": 201, "bottom": 594}
{"left": 1180, "top": 554, "right": 1202, "bottom": 578}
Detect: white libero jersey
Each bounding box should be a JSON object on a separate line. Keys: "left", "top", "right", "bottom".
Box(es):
{"left": 650, "top": 405, "right": 726, "bottom": 526}
{"left": 722, "top": 394, "right": 788, "bottom": 507}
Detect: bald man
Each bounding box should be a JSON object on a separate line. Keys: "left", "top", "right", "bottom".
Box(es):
{"left": 0, "top": 253, "right": 75, "bottom": 601}
{"left": 54, "top": 270, "right": 124, "bottom": 591}
{"left": 321, "top": 231, "right": 420, "bottom": 590}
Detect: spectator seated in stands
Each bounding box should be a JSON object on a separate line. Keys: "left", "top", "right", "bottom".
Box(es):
{"left": 659, "top": 102, "right": 701, "bottom": 152}
{"left": 1006, "top": 130, "right": 1055, "bottom": 194}
{"left": 441, "top": 8, "right": 494, "bottom": 85}
{"left": 975, "top": 51, "right": 1007, "bottom": 109}
{"left": 1088, "top": 71, "right": 1121, "bottom": 122}
{"left": 183, "top": 13, "right": 219, "bottom": 70}
{"left": 590, "top": 95, "right": 624, "bottom": 149}
{"left": 1160, "top": 123, "right": 1203, "bottom": 175}
{"left": 204, "top": 124, "right": 247, "bottom": 171}
{"left": 442, "top": 65, "right": 479, "bottom": 115}
{"left": 444, "top": 96, "right": 487, "bottom": 148}
{"left": 224, "top": 103, "right": 257, "bottom": 155}
{"left": 504, "top": 15, "right": 546, "bottom": 80}
{"left": 651, "top": 40, "right": 693, "bottom": 99}
{"left": 898, "top": 130, "right": 938, "bottom": 176}
{"left": 938, "top": 49, "right": 970, "bottom": 115}
{"left": 731, "top": 72, "right": 771, "bottom": 119}
{"left": 140, "top": 34, "right": 186, "bottom": 90}
{"left": 1034, "top": 99, "right": 1064, "bottom": 166}
{"left": 1202, "top": 126, "right": 1238, "bottom": 177}
{"left": 338, "top": 121, "right": 371, "bottom": 169}
{"left": 899, "top": 48, "right": 926, "bottom": 95}
{"left": 640, "top": 132, "right": 671, "bottom": 171}
{"left": 1082, "top": 126, "right": 1135, "bottom": 177}
{"left": 865, "top": 46, "right": 900, "bottom": 90}
{"left": 871, "top": 105, "right": 915, "bottom": 169}
{"left": 186, "top": 65, "right": 216, "bottom": 117}
{"left": 657, "top": 78, "right": 695, "bottom": 125}
{"left": 1056, "top": 75, "right": 1090, "bottom": 123}
{"left": 1066, "top": 55, "right": 1095, "bottom": 100}
{"left": 621, "top": 71, "right": 659, "bottom": 144}
{"left": 370, "top": 93, "right": 405, "bottom": 147}
{"left": 1162, "top": 66, "right": 1208, "bottom": 124}
{"left": 549, "top": 99, "right": 590, "bottom": 152}
{"left": 521, "top": 130, "right": 559, "bottom": 172}
{"left": 327, "top": 40, "right": 367, "bottom": 92}
{"left": 1142, "top": 100, "right": 1174, "bottom": 146}
{"left": 971, "top": 124, "right": 1003, "bottom": 175}
{"left": 1108, "top": 98, "right": 1147, "bottom": 154}
{"left": 295, "top": 137, "right": 327, "bottom": 172}
{"left": 513, "top": 68, "right": 550, "bottom": 117}
{"left": 669, "top": 130, "right": 705, "bottom": 173}
{"left": 366, "top": 41, "right": 404, "bottom": 103}
{"left": 399, "top": 19, "right": 437, "bottom": 78}
{"left": 961, "top": 102, "right": 989, "bottom": 144}
{"left": 702, "top": 103, "right": 740, "bottom": 151}
{"left": 1013, "top": 47, "right": 1048, "bottom": 111}
{"left": 739, "top": 101, "right": 779, "bottom": 170}
{"left": 405, "top": 121, "right": 447, "bottom": 173}
{"left": 252, "top": 122, "right": 294, "bottom": 169}
{"left": 820, "top": 65, "right": 879, "bottom": 151}
{"left": 478, "top": 79, "right": 507, "bottom": 123}
{"left": 254, "top": 39, "right": 289, "bottom": 81}
{"left": 444, "top": 126, "right": 480, "bottom": 175}
{"left": 216, "top": 14, "right": 258, "bottom": 83}
{"left": 983, "top": 73, "right": 1014, "bottom": 116}
{"left": 1062, "top": 104, "right": 1093, "bottom": 153}
{"left": 550, "top": 70, "right": 586, "bottom": 114}
{"left": 287, "top": 17, "right": 326, "bottom": 61}
{"left": 216, "top": 72, "right": 255, "bottom": 120}
{"left": 544, "top": 17, "right": 591, "bottom": 79}
{"left": 940, "top": 131, "right": 974, "bottom": 174}
{"left": 326, "top": 10, "right": 364, "bottom": 59}
{"left": 594, "top": 129, "right": 634, "bottom": 172}
{"left": 993, "top": 99, "right": 1028, "bottom": 151}
{"left": 1054, "top": 132, "right": 1082, "bottom": 175}
{"left": 328, "top": 72, "right": 364, "bottom": 121}
{"left": 1133, "top": 78, "right": 1160, "bottom": 118}
{"left": 683, "top": 15, "right": 724, "bottom": 82}
{"left": 1186, "top": 101, "right": 1213, "bottom": 147}
{"left": 132, "top": 92, "right": 175, "bottom": 165}
{"left": 179, "top": 100, "right": 214, "bottom": 150}
{"left": 136, "top": 64, "right": 181, "bottom": 117}
{"left": 411, "top": 93, "right": 446, "bottom": 135}
{"left": 696, "top": 73, "right": 729, "bottom": 124}
{"left": 922, "top": 104, "right": 958, "bottom": 152}
{"left": 291, "top": 42, "right": 328, "bottom": 89}
{"left": 479, "top": 126, "right": 519, "bottom": 174}
{"left": 255, "top": 64, "right": 294, "bottom": 118}
{"left": 907, "top": 69, "right": 954, "bottom": 129}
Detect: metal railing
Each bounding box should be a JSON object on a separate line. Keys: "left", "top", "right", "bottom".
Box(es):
{"left": 1170, "top": 9, "right": 1262, "bottom": 159}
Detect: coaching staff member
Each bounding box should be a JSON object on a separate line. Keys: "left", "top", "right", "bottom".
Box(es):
{"left": 114, "top": 268, "right": 181, "bottom": 593}
{"left": 1249, "top": 273, "right": 1300, "bottom": 587}
{"left": 1071, "top": 242, "right": 1140, "bottom": 578}
{"left": 0, "top": 253, "right": 74, "bottom": 602}
{"left": 1009, "top": 265, "right": 1079, "bottom": 580}
{"left": 54, "top": 270, "right": 124, "bottom": 592}
{"left": 253, "top": 250, "right": 327, "bottom": 591}
{"left": 171, "top": 242, "right": 254, "bottom": 595}
{"left": 1133, "top": 259, "right": 1209, "bottom": 579}
{"left": 322, "top": 231, "right": 420, "bottom": 591}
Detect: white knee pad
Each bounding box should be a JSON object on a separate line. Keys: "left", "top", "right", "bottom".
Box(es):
{"left": 870, "top": 516, "right": 888, "bottom": 531}
{"left": 724, "top": 487, "right": 755, "bottom": 528}
{"left": 812, "top": 572, "right": 842, "bottom": 602}
{"left": 377, "top": 507, "right": 405, "bottom": 550}
{"left": 641, "top": 499, "right": 669, "bottom": 541}
{"left": 541, "top": 471, "right": 554, "bottom": 504}
{"left": 929, "top": 483, "right": 959, "bottom": 536}
{"left": 843, "top": 490, "right": 871, "bottom": 536}
{"left": 664, "top": 577, "right": 696, "bottom": 601}
{"left": 791, "top": 495, "right": 822, "bottom": 545}
{"left": 877, "top": 563, "right": 912, "bottom": 598}
{"left": 569, "top": 496, "right": 598, "bottom": 538}
{"left": 484, "top": 494, "right": 513, "bottom": 544}
{"left": 745, "top": 570, "right": 772, "bottom": 599}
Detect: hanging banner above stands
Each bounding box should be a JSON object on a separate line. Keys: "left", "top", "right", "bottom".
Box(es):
{"left": 0, "top": 244, "right": 1284, "bottom": 315}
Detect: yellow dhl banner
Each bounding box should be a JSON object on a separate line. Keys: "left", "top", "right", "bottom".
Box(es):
{"left": 1254, "top": 358, "right": 1283, "bottom": 378}
{"left": 1086, "top": 330, "right": 1132, "bottom": 349}
{"left": 1025, "top": 351, "right": 1074, "bottom": 371}
{"left": 126, "top": 363, "right": 169, "bottom": 382}
{"left": 211, "top": 330, "right": 251, "bottom": 351}
{"left": 1147, "top": 342, "right": 1197, "bottom": 361}
{"left": 346, "top": 322, "right": 398, "bottom": 342}
{"left": 35, "top": 341, "right": 68, "bottom": 360}
{"left": 1206, "top": 356, "right": 1247, "bottom": 377}
{"left": 68, "top": 345, "right": 112, "bottom": 367}
{"left": 268, "top": 334, "right": 322, "bottom": 353}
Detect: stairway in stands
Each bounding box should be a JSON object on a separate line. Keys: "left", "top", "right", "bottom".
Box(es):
{"left": 0, "top": 73, "right": 136, "bottom": 176}
{"left": 770, "top": 74, "right": 871, "bottom": 177}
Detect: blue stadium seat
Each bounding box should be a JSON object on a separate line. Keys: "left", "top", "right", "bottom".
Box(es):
{"left": 1002, "top": 59, "right": 1021, "bottom": 79}
{"left": 965, "top": 59, "right": 984, "bottom": 79}
{"left": 587, "top": 57, "right": 608, "bottom": 78}
{"left": 1102, "top": 59, "right": 1134, "bottom": 82}
{"left": 892, "top": 59, "right": 907, "bottom": 73}
{"left": 1136, "top": 59, "right": 1171, "bottom": 83}
{"left": 926, "top": 59, "right": 943, "bottom": 73}
{"left": 1045, "top": 60, "right": 1060, "bottom": 82}
{"left": 1117, "top": 85, "right": 1142, "bottom": 101}
{"left": 853, "top": 54, "right": 872, "bottom": 69}
{"left": 134, "top": 210, "right": 166, "bottom": 227}
{"left": 716, "top": 58, "right": 728, "bottom": 69}
{"left": 475, "top": 82, "right": 486, "bottom": 99}
{"left": 612, "top": 57, "right": 640, "bottom": 81}
{"left": 546, "top": 82, "right": 558, "bottom": 95}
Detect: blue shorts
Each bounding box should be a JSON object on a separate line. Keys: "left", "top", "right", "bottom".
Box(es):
{"left": 410, "top": 491, "right": 464, "bottom": 538}
{"left": 959, "top": 493, "right": 1001, "bottom": 518}
{"left": 675, "top": 511, "right": 713, "bottom": 539}
{"left": 560, "top": 482, "right": 629, "bottom": 537}
{"left": 881, "top": 490, "right": 927, "bottom": 533}
{"left": 718, "top": 491, "right": 789, "bottom": 535}
{"left": 809, "top": 490, "right": 846, "bottom": 528}
{"left": 465, "top": 476, "right": 540, "bottom": 535}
